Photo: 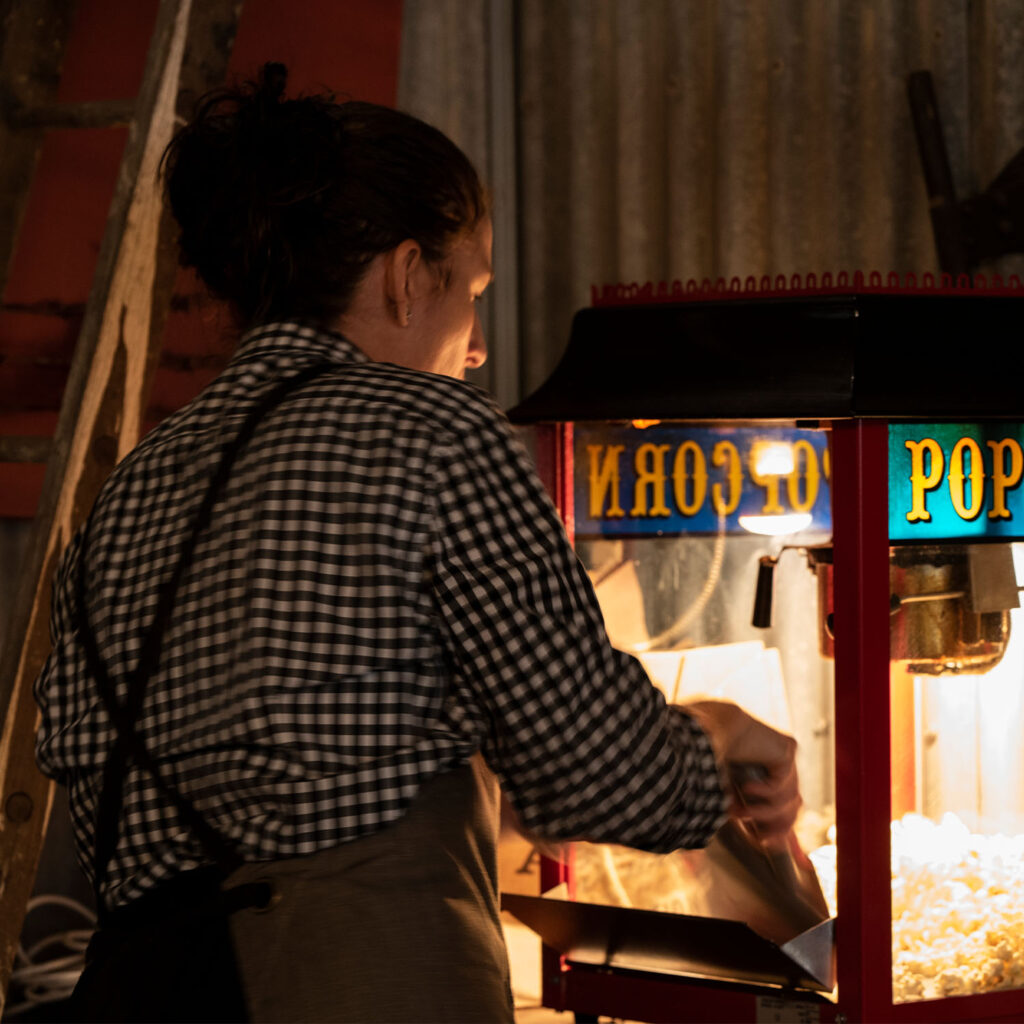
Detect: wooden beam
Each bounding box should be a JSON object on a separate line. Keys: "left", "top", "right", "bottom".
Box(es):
{"left": 0, "top": 0, "right": 194, "bottom": 1008}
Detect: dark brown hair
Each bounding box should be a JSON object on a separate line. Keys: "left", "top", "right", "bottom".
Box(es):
{"left": 162, "top": 63, "right": 488, "bottom": 327}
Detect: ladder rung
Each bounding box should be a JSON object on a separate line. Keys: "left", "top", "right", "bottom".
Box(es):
{"left": 7, "top": 99, "right": 136, "bottom": 131}
{"left": 0, "top": 437, "right": 52, "bottom": 463}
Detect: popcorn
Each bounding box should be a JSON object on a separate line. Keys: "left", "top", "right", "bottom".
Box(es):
{"left": 813, "top": 813, "right": 1024, "bottom": 1004}
{"left": 938, "top": 968, "right": 968, "bottom": 997}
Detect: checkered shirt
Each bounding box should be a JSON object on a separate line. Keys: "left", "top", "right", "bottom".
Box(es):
{"left": 35, "top": 322, "right": 727, "bottom": 909}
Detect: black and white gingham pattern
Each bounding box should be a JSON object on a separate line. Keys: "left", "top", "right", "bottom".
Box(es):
{"left": 35, "top": 322, "right": 727, "bottom": 909}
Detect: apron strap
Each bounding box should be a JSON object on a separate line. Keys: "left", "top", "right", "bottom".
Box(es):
{"left": 75, "top": 361, "right": 337, "bottom": 913}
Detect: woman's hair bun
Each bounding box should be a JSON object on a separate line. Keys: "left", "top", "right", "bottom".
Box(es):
{"left": 257, "top": 62, "right": 288, "bottom": 104}
{"left": 163, "top": 61, "right": 487, "bottom": 327}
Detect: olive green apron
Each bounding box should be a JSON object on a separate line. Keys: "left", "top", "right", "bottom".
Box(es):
{"left": 226, "top": 756, "right": 514, "bottom": 1023}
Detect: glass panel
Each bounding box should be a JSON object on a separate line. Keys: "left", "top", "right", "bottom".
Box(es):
{"left": 889, "top": 542, "right": 1024, "bottom": 1003}
{"left": 569, "top": 422, "right": 837, "bottom": 948}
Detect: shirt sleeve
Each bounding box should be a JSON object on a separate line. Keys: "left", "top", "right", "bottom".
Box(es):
{"left": 428, "top": 400, "right": 728, "bottom": 853}
{"left": 35, "top": 527, "right": 89, "bottom": 782}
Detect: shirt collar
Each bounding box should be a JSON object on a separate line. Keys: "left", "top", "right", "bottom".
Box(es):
{"left": 230, "top": 321, "right": 372, "bottom": 368}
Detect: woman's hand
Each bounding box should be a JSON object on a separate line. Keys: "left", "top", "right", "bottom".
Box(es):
{"left": 680, "top": 699, "right": 801, "bottom": 842}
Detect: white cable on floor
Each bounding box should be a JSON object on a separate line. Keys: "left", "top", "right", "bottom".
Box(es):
{"left": 5, "top": 894, "right": 95, "bottom": 1017}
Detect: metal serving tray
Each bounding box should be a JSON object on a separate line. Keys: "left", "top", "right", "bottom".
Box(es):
{"left": 502, "top": 894, "right": 835, "bottom": 994}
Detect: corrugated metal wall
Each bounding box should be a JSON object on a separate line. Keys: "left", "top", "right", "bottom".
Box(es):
{"left": 398, "top": 0, "right": 521, "bottom": 409}
{"left": 401, "top": 0, "right": 1024, "bottom": 399}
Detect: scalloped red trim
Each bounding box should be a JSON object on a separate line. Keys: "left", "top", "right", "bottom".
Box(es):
{"left": 590, "top": 271, "right": 1024, "bottom": 307}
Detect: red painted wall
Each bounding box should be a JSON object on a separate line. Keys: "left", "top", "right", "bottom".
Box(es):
{"left": 0, "top": 0, "right": 403, "bottom": 517}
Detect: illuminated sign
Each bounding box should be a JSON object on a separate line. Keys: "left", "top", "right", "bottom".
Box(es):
{"left": 889, "top": 423, "right": 1024, "bottom": 541}
{"left": 574, "top": 424, "right": 832, "bottom": 538}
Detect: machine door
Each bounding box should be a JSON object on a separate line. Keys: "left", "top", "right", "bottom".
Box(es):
{"left": 557, "top": 420, "right": 837, "bottom": 990}
{"left": 886, "top": 424, "right": 1024, "bottom": 1005}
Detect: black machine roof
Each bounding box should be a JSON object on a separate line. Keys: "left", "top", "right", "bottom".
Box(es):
{"left": 507, "top": 293, "right": 1024, "bottom": 423}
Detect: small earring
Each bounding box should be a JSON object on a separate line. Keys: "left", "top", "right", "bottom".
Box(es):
{"left": 405, "top": 307, "right": 412, "bottom": 324}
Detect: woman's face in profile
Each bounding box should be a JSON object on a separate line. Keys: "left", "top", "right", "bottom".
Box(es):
{"left": 410, "top": 215, "right": 493, "bottom": 380}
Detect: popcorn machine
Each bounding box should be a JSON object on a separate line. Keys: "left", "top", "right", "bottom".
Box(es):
{"left": 502, "top": 282, "right": 1024, "bottom": 1023}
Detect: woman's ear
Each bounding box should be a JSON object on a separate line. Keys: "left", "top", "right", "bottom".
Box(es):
{"left": 384, "top": 239, "right": 422, "bottom": 326}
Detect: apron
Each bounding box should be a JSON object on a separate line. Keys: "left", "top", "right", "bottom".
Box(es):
{"left": 225, "top": 755, "right": 515, "bottom": 1023}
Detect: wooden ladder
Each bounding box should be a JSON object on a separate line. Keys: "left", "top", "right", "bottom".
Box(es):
{"left": 0, "top": 0, "right": 242, "bottom": 1008}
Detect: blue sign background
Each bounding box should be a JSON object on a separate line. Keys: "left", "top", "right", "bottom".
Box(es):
{"left": 574, "top": 424, "right": 832, "bottom": 538}
{"left": 889, "top": 422, "right": 1024, "bottom": 541}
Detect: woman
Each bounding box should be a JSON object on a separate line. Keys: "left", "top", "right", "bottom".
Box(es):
{"left": 35, "top": 64, "right": 799, "bottom": 1022}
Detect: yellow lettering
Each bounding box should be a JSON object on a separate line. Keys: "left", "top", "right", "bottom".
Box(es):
{"left": 987, "top": 438, "right": 1024, "bottom": 520}
{"left": 948, "top": 437, "right": 985, "bottom": 521}
{"left": 632, "top": 444, "right": 671, "bottom": 516}
{"left": 711, "top": 441, "right": 742, "bottom": 515}
{"left": 587, "top": 444, "right": 625, "bottom": 518}
{"left": 672, "top": 441, "right": 708, "bottom": 516}
{"left": 787, "top": 439, "right": 820, "bottom": 513}
{"left": 905, "top": 438, "right": 944, "bottom": 522}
